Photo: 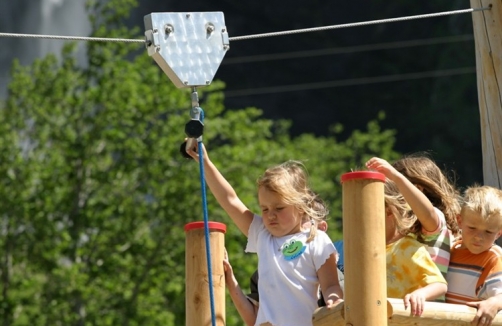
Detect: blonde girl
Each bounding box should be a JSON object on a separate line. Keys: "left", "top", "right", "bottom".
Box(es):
{"left": 187, "top": 144, "right": 343, "bottom": 326}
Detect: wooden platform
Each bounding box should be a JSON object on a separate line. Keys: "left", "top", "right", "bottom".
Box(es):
{"left": 312, "top": 298, "right": 502, "bottom": 326}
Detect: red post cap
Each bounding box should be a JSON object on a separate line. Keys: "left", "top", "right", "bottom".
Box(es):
{"left": 341, "top": 171, "right": 386, "bottom": 183}
{"left": 184, "top": 221, "right": 227, "bottom": 233}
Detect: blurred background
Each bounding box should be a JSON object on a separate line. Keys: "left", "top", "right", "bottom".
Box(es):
{"left": 0, "top": 1, "right": 488, "bottom": 325}
{"left": 1, "top": 0, "right": 482, "bottom": 186}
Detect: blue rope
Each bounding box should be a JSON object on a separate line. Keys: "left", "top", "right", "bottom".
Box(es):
{"left": 195, "top": 110, "right": 217, "bottom": 326}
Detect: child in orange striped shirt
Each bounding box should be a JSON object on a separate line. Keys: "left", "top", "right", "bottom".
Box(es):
{"left": 446, "top": 186, "right": 502, "bottom": 326}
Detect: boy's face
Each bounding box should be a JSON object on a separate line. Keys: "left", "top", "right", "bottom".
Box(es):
{"left": 459, "top": 210, "right": 502, "bottom": 254}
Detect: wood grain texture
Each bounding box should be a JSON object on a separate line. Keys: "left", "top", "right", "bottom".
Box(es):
{"left": 185, "top": 226, "right": 226, "bottom": 326}
{"left": 471, "top": 0, "right": 502, "bottom": 188}
{"left": 313, "top": 298, "right": 502, "bottom": 325}
{"left": 342, "top": 174, "right": 387, "bottom": 326}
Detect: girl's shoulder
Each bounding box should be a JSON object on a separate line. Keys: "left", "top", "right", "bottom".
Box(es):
{"left": 434, "top": 207, "right": 447, "bottom": 223}
{"left": 308, "top": 229, "right": 336, "bottom": 246}
{"left": 421, "top": 207, "right": 447, "bottom": 236}
{"left": 313, "top": 229, "right": 330, "bottom": 238}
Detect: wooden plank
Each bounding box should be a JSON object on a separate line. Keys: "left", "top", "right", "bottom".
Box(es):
{"left": 313, "top": 298, "right": 502, "bottom": 326}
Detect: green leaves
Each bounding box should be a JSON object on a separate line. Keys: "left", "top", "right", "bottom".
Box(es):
{"left": 0, "top": 1, "right": 399, "bottom": 325}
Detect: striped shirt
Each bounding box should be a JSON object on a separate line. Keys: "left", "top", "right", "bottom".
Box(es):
{"left": 419, "top": 208, "right": 453, "bottom": 279}
{"left": 408, "top": 207, "right": 453, "bottom": 302}
{"left": 446, "top": 242, "right": 502, "bottom": 304}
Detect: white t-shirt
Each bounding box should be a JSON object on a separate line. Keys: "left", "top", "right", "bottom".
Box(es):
{"left": 246, "top": 215, "right": 336, "bottom": 326}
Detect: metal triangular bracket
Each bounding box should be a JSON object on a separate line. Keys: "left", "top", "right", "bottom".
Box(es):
{"left": 144, "top": 12, "right": 230, "bottom": 88}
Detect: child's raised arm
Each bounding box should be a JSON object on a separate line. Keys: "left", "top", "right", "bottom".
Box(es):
{"left": 366, "top": 157, "right": 439, "bottom": 233}
{"left": 186, "top": 142, "right": 254, "bottom": 236}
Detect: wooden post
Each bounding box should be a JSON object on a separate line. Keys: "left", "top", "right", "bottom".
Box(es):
{"left": 341, "top": 171, "right": 387, "bottom": 326}
{"left": 470, "top": 0, "right": 502, "bottom": 188}
{"left": 185, "top": 221, "right": 226, "bottom": 326}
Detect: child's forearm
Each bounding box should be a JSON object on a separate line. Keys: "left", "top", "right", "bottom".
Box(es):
{"left": 226, "top": 279, "right": 258, "bottom": 326}
{"left": 419, "top": 282, "right": 447, "bottom": 301}
{"left": 365, "top": 157, "right": 439, "bottom": 233}
{"left": 203, "top": 159, "right": 253, "bottom": 236}
{"left": 393, "top": 173, "right": 439, "bottom": 232}
{"left": 223, "top": 252, "right": 257, "bottom": 325}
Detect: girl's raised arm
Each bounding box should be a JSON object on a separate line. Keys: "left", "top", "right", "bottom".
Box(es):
{"left": 366, "top": 157, "right": 439, "bottom": 233}
{"left": 187, "top": 142, "right": 254, "bottom": 236}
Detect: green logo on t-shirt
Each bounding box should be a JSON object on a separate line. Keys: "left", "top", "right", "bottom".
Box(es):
{"left": 281, "top": 239, "right": 306, "bottom": 261}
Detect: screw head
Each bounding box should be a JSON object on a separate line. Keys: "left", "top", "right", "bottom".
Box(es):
{"left": 165, "top": 24, "right": 174, "bottom": 34}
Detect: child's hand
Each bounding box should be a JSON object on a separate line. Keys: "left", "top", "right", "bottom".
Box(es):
{"left": 184, "top": 138, "right": 199, "bottom": 161}
{"left": 466, "top": 299, "right": 499, "bottom": 326}
{"left": 403, "top": 290, "right": 426, "bottom": 316}
{"left": 223, "top": 248, "right": 234, "bottom": 283}
{"left": 325, "top": 295, "right": 343, "bottom": 308}
{"left": 365, "top": 157, "right": 399, "bottom": 181}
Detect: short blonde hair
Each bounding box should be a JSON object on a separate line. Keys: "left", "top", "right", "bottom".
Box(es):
{"left": 257, "top": 160, "right": 328, "bottom": 242}
{"left": 461, "top": 185, "right": 502, "bottom": 229}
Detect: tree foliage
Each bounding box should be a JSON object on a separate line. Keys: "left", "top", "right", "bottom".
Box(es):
{"left": 0, "top": 1, "right": 398, "bottom": 325}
